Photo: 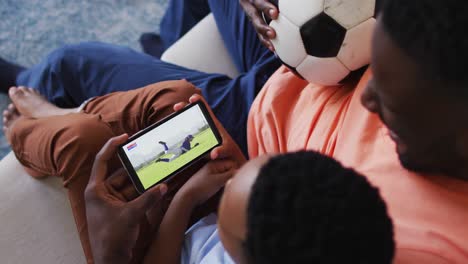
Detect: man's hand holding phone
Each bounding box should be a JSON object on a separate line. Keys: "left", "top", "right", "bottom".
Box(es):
{"left": 85, "top": 134, "right": 167, "bottom": 264}
{"left": 173, "top": 94, "right": 247, "bottom": 167}
{"left": 177, "top": 159, "right": 237, "bottom": 208}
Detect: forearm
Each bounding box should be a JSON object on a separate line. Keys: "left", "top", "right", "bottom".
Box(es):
{"left": 143, "top": 192, "right": 195, "bottom": 264}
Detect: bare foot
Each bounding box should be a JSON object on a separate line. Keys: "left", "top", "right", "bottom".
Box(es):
{"left": 2, "top": 103, "right": 47, "bottom": 177}
{"left": 8, "top": 86, "right": 78, "bottom": 118}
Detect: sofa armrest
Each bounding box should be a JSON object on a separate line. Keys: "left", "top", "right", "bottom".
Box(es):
{"left": 0, "top": 152, "right": 85, "bottom": 264}
{"left": 161, "top": 13, "right": 240, "bottom": 79}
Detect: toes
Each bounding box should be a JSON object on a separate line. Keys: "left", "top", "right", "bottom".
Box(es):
{"left": 8, "top": 86, "right": 18, "bottom": 97}
{"left": 17, "top": 86, "right": 29, "bottom": 95}
{"left": 2, "top": 104, "right": 19, "bottom": 124}
{"left": 7, "top": 103, "right": 18, "bottom": 115}
{"left": 3, "top": 109, "right": 10, "bottom": 118}
{"left": 28, "top": 87, "right": 38, "bottom": 94}
{"left": 9, "top": 86, "right": 27, "bottom": 98}
{"left": 3, "top": 110, "right": 10, "bottom": 124}
{"left": 9, "top": 86, "right": 27, "bottom": 102}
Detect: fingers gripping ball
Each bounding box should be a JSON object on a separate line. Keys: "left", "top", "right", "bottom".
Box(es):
{"left": 263, "top": 0, "right": 381, "bottom": 86}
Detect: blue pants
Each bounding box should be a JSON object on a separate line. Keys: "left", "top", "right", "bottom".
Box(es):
{"left": 159, "top": 0, "right": 211, "bottom": 50}
{"left": 15, "top": 0, "right": 281, "bottom": 155}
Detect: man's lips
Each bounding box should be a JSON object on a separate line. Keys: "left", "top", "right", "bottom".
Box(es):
{"left": 387, "top": 128, "right": 409, "bottom": 153}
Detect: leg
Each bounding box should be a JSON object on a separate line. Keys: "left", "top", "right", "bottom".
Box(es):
{"left": 156, "top": 154, "right": 178, "bottom": 163}
{"left": 159, "top": 0, "right": 210, "bottom": 50}
{"left": 5, "top": 81, "right": 200, "bottom": 263}
{"left": 158, "top": 141, "right": 169, "bottom": 152}
{"left": 16, "top": 43, "right": 210, "bottom": 108}
{"left": 16, "top": 42, "right": 279, "bottom": 154}
{"left": 8, "top": 114, "right": 115, "bottom": 263}
{"left": 80, "top": 80, "right": 200, "bottom": 136}
{"left": 7, "top": 86, "right": 77, "bottom": 118}
{"left": 168, "top": 154, "right": 179, "bottom": 162}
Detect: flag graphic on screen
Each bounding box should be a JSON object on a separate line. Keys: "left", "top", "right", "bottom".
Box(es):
{"left": 127, "top": 142, "right": 138, "bottom": 151}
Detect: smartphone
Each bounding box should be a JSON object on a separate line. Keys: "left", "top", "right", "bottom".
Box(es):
{"left": 118, "top": 101, "right": 223, "bottom": 193}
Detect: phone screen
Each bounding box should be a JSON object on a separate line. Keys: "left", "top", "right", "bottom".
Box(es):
{"left": 120, "top": 103, "right": 221, "bottom": 191}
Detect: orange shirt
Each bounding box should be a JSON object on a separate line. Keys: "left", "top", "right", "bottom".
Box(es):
{"left": 247, "top": 66, "right": 468, "bottom": 263}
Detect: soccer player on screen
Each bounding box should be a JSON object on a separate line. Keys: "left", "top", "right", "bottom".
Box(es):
{"left": 155, "top": 135, "right": 199, "bottom": 163}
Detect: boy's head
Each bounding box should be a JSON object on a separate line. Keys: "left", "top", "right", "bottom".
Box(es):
{"left": 361, "top": 0, "right": 468, "bottom": 178}
{"left": 217, "top": 151, "right": 395, "bottom": 264}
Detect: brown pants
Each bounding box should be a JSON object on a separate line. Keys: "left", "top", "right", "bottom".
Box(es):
{"left": 9, "top": 80, "right": 200, "bottom": 263}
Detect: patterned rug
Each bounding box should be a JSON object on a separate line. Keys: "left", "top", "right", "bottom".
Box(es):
{"left": 0, "top": 0, "right": 168, "bottom": 159}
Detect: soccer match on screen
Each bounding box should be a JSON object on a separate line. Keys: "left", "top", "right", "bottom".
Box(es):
{"left": 123, "top": 105, "right": 219, "bottom": 189}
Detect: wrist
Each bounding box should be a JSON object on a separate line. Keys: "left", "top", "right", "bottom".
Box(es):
{"left": 94, "top": 253, "right": 128, "bottom": 264}
{"left": 174, "top": 189, "right": 198, "bottom": 211}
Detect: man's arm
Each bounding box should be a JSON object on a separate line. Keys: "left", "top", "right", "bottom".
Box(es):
{"left": 85, "top": 134, "right": 167, "bottom": 264}
{"left": 143, "top": 160, "right": 236, "bottom": 264}
{"left": 142, "top": 189, "right": 195, "bottom": 264}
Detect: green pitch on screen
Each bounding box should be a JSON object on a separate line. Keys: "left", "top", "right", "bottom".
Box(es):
{"left": 137, "top": 128, "right": 219, "bottom": 189}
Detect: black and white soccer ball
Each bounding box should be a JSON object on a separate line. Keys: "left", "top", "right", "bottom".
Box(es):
{"left": 264, "top": 0, "right": 380, "bottom": 86}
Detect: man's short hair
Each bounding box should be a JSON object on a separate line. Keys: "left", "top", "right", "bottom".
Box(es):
{"left": 382, "top": 0, "right": 468, "bottom": 95}
{"left": 245, "top": 151, "right": 395, "bottom": 264}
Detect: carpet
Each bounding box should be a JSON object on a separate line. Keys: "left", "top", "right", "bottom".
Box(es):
{"left": 0, "top": 0, "right": 168, "bottom": 159}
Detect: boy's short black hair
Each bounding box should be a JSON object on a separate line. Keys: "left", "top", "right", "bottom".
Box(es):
{"left": 382, "top": 0, "right": 468, "bottom": 94}
{"left": 245, "top": 151, "right": 395, "bottom": 264}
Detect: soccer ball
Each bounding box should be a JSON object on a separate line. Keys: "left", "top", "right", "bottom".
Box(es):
{"left": 264, "top": 0, "right": 380, "bottom": 86}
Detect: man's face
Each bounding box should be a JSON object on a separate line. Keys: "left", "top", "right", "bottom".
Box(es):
{"left": 361, "top": 17, "right": 466, "bottom": 176}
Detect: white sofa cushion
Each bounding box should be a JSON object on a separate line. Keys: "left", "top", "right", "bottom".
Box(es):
{"left": 0, "top": 152, "right": 86, "bottom": 264}
{"left": 161, "top": 14, "right": 240, "bottom": 79}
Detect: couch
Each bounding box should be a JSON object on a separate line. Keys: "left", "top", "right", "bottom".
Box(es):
{"left": 0, "top": 14, "right": 239, "bottom": 263}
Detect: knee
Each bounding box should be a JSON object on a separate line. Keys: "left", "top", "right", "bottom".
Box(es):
{"left": 142, "top": 80, "right": 201, "bottom": 122}
{"left": 167, "top": 80, "right": 201, "bottom": 104}
{"left": 155, "top": 80, "right": 200, "bottom": 105}
{"left": 45, "top": 42, "right": 109, "bottom": 68}
{"left": 46, "top": 44, "right": 81, "bottom": 67}
{"left": 53, "top": 115, "right": 114, "bottom": 172}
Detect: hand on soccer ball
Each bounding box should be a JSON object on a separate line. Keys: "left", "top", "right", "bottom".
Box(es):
{"left": 239, "top": 0, "right": 278, "bottom": 51}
